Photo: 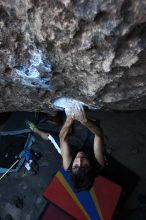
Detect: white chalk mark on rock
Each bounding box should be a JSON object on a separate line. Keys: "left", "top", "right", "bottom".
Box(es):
{"left": 14, "top": 48, "right": 52, "bottom": 88}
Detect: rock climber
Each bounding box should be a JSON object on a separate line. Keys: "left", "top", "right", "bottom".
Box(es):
{"left": 27, "top": 106, "right": 105, "bottom": 191}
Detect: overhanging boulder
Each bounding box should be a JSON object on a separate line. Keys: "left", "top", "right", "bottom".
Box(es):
{"left": 0, "top": 0, "right": 146, "bottom": 111}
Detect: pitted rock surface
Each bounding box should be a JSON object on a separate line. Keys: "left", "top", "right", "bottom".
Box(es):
{"left": 0, "top": 0, "right": 146, "bottom": 111}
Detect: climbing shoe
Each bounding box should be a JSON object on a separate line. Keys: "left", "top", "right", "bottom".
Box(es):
{"left": 26, "top": 120, "right": 37, "bottom": 131}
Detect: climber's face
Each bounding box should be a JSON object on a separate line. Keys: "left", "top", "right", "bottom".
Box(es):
{"left": 72, "top": 152, "right": 90, "bottom": 173}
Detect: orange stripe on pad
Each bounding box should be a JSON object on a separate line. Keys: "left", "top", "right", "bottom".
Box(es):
{"left": 90, "top": 188, "right": 104, "bottom": 220}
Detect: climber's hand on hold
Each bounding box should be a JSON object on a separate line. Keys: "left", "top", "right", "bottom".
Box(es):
{"left": 64, "top": 100, "right": 87, "bottom": 124}
{"left": 65, "top": 105, "right": 75, "bottom": 120}
{"left": 75, "top": 110, "right": 88, "bottom": 124}
{"left": 73, "top": 103, "right": 87, "bottom": 124}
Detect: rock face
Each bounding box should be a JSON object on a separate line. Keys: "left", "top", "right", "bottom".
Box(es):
{"left": 0, "top": 0, "right": 146, "bottom": 112}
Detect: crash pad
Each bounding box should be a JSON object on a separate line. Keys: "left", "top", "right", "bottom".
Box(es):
{"left": 43, "top": 167, "right": 122, "bottom": 220}
{"left": 41, "top": 203, "right": 75, "bottom": 220}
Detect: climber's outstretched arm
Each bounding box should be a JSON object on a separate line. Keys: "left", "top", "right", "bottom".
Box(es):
{"left": 77, "top": 113, "right": 105, "bottom": 167}
{"left": 34, "top": 128, "right": 49, "bottom": 140}
{"left": 59, "top": 117, "right": 74, "bottom": 170}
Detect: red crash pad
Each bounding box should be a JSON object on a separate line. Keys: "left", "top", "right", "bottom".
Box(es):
{"left": 42, "top": 203, "right": 75, "bottom": 220}
{"left": 43, "top": 168, "right": 122, "bottom": 220}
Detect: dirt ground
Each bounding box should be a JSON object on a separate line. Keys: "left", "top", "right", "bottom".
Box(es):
{"left": 0, "top": 110, "right": 146, "bottom": 220}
